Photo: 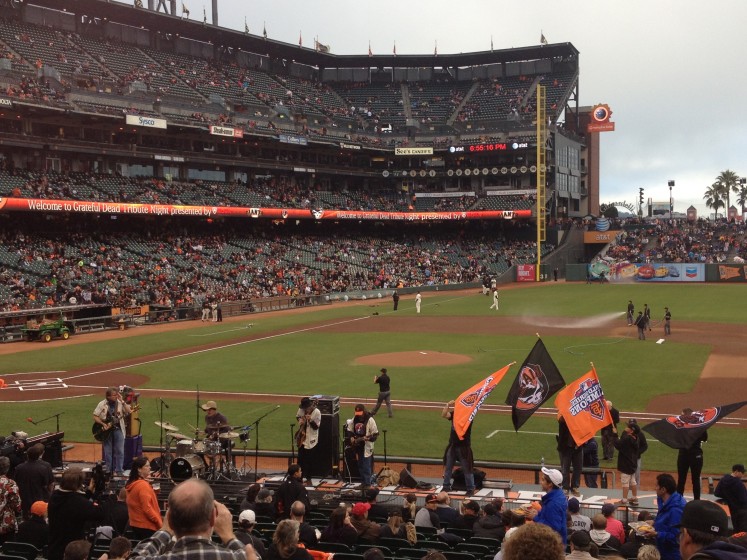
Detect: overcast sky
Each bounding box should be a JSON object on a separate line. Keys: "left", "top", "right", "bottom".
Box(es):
{"left": 113, "top": 0, "right": 747, "bottom": 215}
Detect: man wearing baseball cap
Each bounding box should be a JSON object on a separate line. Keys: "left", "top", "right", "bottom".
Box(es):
{"left": 679, "top": 500, "right": 746, "bottom": 560}
{"left": 414, "top": 494, "right": 440, "bottom": 529}
{"left": 527, "top": 467, "right": 568, "bottom": 544}
{"left": 349, "top": 502, "right": 381, "bottom": 542}
{"left": 715, "top": 464, "right": 747, "bottom": 533}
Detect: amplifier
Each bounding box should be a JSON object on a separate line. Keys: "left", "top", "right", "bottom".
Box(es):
{"left": 312, "top": 395, "right": 340, "bottom": 415}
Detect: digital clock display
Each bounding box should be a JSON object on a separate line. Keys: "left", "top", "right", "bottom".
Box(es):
{"left": 449, "top": 141, "right": 529, "bottom": 154}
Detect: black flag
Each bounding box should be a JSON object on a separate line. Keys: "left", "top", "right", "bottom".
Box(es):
{"left": 505, "top": 339, "right": 565, "bottom": 431}
{"left": 642, "top": 401, "right": 747, "bottom": 449}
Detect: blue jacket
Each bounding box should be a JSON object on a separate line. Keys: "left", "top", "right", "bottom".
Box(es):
{"left": 535, "top": 487, "right": 568, "bottom": 544}
{"left": 655, "top": 491, "right": 686, "bottom": 560}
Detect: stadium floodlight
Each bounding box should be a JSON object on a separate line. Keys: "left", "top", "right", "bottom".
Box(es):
{"left": 668, "top": 180, "right": 675, "bottom": 215}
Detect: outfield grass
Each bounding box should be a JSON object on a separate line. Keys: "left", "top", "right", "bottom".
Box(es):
{"left": 1, "top": 283, "right": 743, "bottom": 474}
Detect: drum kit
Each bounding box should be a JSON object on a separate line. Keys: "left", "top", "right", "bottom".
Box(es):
{"left": 154, "top": 420, "right": 249, "bottom": 482}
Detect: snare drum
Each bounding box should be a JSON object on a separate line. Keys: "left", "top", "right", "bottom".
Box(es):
{"left": 169, "top": 455, "right": 205, "bottom": 481}
{"left": 176, "top": 439, "right": 194, "bottom": 457}
{"left": 204, "top": 439, "right": 222, "bottom": 456}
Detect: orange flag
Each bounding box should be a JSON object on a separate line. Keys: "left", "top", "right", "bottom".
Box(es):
{"left": 453, "top": 364, "right": 512, "bottom": 440}
{"left": 554, "top": 366, "right": 612, "bottom": 446}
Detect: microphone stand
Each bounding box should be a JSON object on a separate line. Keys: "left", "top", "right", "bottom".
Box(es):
{"left": 158, "top": 398, "right": 166, "bottom": 476}
{"left": 289, "top": 424, "right": 296, "bottom": 463}
{"left": 246, "top": 406, "right": 280, "bottom": 481}
{"left": 31, "top": 412, "right": 64, "bottom": 432}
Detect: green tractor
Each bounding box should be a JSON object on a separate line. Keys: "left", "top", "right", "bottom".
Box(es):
{"left": 22, "top": 314, "right": 74, "bottom": 342}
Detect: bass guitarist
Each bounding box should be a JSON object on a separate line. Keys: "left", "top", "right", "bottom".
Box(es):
{"left": 92, "top": 387, "right": 131, "bottom": 476}
{"left": 295, "top": 397, "right": 321, "bottom": 485}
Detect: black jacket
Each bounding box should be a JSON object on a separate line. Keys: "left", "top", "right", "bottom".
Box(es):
{"left": 48, "top": 489, "right": 104, "bottom": 560}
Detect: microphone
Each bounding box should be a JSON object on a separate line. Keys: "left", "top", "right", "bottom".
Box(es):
{"left": 160, "top": 398, "right": 170, "bottom": 409}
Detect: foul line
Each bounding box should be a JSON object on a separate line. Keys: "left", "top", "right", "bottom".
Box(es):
{"left": 62, "top": 315, "right": 372, "bottom": 382}
{"left": 0, "top": 393, "right": 95, "bottom": 404}
{"left": 189, "top": 324, "right": 255, "bottom": 337}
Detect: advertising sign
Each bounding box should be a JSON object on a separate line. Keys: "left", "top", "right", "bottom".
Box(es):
{"left": 125, "top": 114, "right": 167, "bottom": 129}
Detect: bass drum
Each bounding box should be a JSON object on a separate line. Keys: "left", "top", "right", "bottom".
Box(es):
{"left": 169, "top": 455, "right": 205, "bottom": 481}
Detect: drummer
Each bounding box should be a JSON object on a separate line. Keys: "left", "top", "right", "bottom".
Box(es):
{"left": 201, "top": 400, "right": 232, "bottom": 466}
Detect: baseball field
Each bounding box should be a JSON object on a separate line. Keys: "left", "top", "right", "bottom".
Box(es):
{"left": 1, "top": 282, "right": 745, "bottom": 476}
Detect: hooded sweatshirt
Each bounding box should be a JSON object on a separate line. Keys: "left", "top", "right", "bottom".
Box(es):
{"left": 589, "top": 529, "right": 621, "bottom": 549}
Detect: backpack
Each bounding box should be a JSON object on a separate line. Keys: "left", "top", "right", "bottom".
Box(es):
{"left": 377, "top": 467, "right": 400, "bottom": 487}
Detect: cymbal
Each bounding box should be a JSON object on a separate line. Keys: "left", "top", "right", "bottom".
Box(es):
{"left": 154, "top": 421, "right": 179, "bottom": 431}
{"left": 169, "top": 433, "right": 189, "bottom": 440}
{"left": 219, "top": 431, "right": 241, "bottom": 439}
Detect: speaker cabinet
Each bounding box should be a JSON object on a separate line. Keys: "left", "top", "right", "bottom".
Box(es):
{"left": 307, "top": 413, "right": 339, "bottom": 478}
{"left": 399, "top": 468, "right": 419, "bottom": 488}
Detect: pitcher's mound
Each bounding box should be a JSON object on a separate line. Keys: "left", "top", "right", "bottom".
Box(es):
{"left": 355, "top": 351, "right": 472, "bottom": 367}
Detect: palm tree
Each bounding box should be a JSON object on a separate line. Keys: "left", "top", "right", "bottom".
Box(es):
{"left": 737, "top": 178, "right": 747, "bottom": 214}
{"left": 703, "top": 182, "right": 725, "bottom": 219}
{"left": 715, "top": 169, "right": 739, "bottom": 220}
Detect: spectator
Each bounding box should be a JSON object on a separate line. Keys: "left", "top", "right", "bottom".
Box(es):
{"left": 289, "top": 501, "right": 318, "bottom": 548}
{"left": 254, "top": 488, "right": 276, "bottom": 519}
{"left": 15, "top": 500, "right": 49, "bottom": 549}
{"left": 125, "top": 456, "right": 162, "bottom": 540}
{"left": 63, "top": 540, "right": 91, "bottom": 560}
{"left": 48, "top": 468, "right": 104, "bottom": 560}
{"left": 567, "top": 530, "right": 595, "bottom": 560}
{"left": 235, "top": 510, "right": 267, "bottom": 559}
{"left": 502, "top": 523, "right": 565, "bottom": 560}
{"left": 434, "top": 491, "right": 458, "bottom": 525}
{"left": 0, "top": 456, "right": 21, "bottom": 544}
{"left": 414, "top": 494, "right": 441, "bottom": 529}
{"left": 379, "top": 510, "right": 415, "bottom": 544}
{"left": 275, "top": 465, "right": 309, "bottom": 520}
{"left": 452, "top": 500, "right": 480, "bottom": 531}
{"left": 637, "top": 545, "right": 661, "bottom": 560}
{"left": 101, "top": 536, "right": 132, "bottom": 560}
{"left": 265, "top": 519, "right": 313, "bottom": 560}
{"left": 319, "top": 506, "right": 357, "bottom": 547}
{"left": 714, "top": 464, "right": 747, "bottom": 532}
{"left": 527, "top": 468, "right": 568, "bottom": 545}
{"left": 365, "top": 488, "right": 391, "bottom": 520}
{"left": 12, "top": 442, "right": 54, "bottom": 518}
{"left": 348, "top": 502, "right": 380, "bottom": 543}
{"left": 648, "top": 473, "right": 686, "bottom": 560}
{"left": 678, "top": 500, "right": 742, "bottom": 560}
{"left": 602, "top": 503, "right": 625, "bottom": 544}
{"left": 588, "top": 513, "right": 621, "bottom": 550}
{"left": 473, "top": 502, "right": 505, "bottom": 541}
{"left": 240, "top": 484, "right": 262, "bottom": 512}
{"left": 568, "top": 498, "right": 591, "bottom": 533}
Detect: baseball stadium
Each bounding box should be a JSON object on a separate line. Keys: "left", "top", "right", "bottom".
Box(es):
{"left": 0, "top": 0, "right": 746, "bottom": 557}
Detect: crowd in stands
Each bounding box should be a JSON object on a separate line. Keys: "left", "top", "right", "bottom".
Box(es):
{"left": 0, "top": 214, "right": 548, "bottom": 312}
{"left": 0, "top": 18, "right": 576, "bottom": 146}
{"left": 602, "top": 218, "right": 746, "bottom": 264}
{"left": 0, "top": 170, "right": 535, "bottom": 214}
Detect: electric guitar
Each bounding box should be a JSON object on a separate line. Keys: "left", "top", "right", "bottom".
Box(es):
{"left": 92, "top": 404, "right": 140, "bottom": 442}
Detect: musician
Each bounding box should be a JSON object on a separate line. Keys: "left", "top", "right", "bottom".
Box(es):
{"left": 201, "top": 401, "right": 232, "bottom": 468}
{"left": 295, "top": 398, "right": 321, "bottom": 484}
{"left": 92, "top": 388, "right": 132, "bottom": 476}
{"left": 344, "top": 404, "right": 379, "bottom": 487}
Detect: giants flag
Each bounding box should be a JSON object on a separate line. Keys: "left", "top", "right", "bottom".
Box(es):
{"left": 555, "top": 366, "right": 612, "bottom": 446}
{"left": 642, "top": 401, "right": 747, "bottom": 449}
{"left": 505, "top": 339, "right": 565, "bottom": 431}
{"left": 453, "top": 364, "right": 512, "bottom": 440}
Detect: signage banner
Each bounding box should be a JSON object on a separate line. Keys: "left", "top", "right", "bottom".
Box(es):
{"left": 0, "top": 197, "right": 530, "bottom": 221}
{"left": 0, "top": 98, "right": 12, "bottom": 107}
{"left": 210, "top": 125, "right": 244, "bottom": 138}
{"left": 340, "top": 142, "right": 361, "bottom": 150}
{"left": 588, "top": 260, "right": 704, "bottom": 282}
{"left": 279, "top": 134, "right": 308, "bottom": 146}
{"left": 516, "top": 264, "right": 536, "bottom": 282}
{"left": 395, "top": 147, "right": 433, "bottom": 156}
{"left": 125, "top": 114, "right": 167, "bottom": 129}
{"left": 583, "top": 230, "right": 622, "bottom": 244}
{"left": 717, "top": 264, "right": 747, "bottom": 282}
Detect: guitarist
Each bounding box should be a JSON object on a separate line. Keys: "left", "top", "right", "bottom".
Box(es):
{"left": 295, "top": 397, "right": 321, "bottom": 485}
{"left": 92, "top": 387, "right": 131, "bottom": 476}
{"left": 344, "top": 404, "right": 379, "bottom": 487}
